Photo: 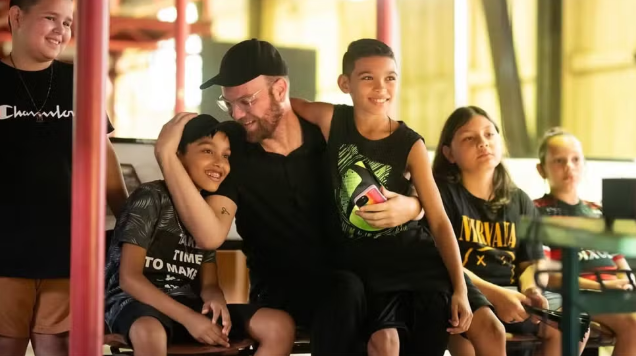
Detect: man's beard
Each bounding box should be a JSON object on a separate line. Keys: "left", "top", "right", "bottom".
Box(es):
{"left": 245, "top": 91, "right": 284, "bottom": 143}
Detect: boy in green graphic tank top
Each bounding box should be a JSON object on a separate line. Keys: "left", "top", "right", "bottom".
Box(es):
{"left": 291, "top": 39, "right": 504, "bottom": 356}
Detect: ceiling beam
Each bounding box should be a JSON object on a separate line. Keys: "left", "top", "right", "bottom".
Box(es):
{"left": 110, "top": 16, "right": 211, "bottom": 37}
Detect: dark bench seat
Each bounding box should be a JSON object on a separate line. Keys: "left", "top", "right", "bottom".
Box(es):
{"left": 104, "top": 333, "right": 255, "bottom": 356}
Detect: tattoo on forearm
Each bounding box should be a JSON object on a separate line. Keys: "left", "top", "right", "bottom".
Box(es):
{"left": 221, "top": 207, "right": 230, "bottom": 215}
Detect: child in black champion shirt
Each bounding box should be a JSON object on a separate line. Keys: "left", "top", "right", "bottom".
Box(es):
{"left": 291, "top": 39, "right": 485, "bottom": 356}
{"left": 534, "top": 128, "right": 636, "bottom": 356}
{"left": 0, "top": 0, "right": 128, "bottom": 354}
{"left": 105, "top": 115, "right": 294, "bottom": 356}
{"left": 432, "top": 106, "right": 589, "bottom": 356}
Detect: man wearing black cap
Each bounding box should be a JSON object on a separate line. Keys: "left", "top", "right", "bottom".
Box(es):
{"left": 154, "top": 39, "right": 425, "bottom": 355}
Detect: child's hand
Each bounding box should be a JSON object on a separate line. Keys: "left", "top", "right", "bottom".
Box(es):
{"left": 522, "top": 287, "right": 549, "bottom": 324}
{"left": 447, "top": 292, "right": 472, "bottom": 334}
{"left": 202, "top": 298, "right": 232, "bottom": 336}
{"left": 184, "top": 312, "right": 230, "bottom": 347}
{"left": 491, "top": 287, "right": 529, "bottom": 324}
{"left": 356, "top": 187, "right": 418, "bottom": 228}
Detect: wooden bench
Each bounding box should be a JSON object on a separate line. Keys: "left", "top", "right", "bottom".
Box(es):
{"left": 104, "top": 329, "right": 312, "bottom": 355}
{"left": 104, "top": 333, "right": 255, "bottom": 356}
{"left": 505, "top": 333, "right": 542, "bottom": 356}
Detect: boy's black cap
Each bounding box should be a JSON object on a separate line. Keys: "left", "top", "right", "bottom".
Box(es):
{"left": 199, "top": 38, "right": 288, "bottom": 89}
{"left": 178, "top": 114, "right": 245, "bottom": 153}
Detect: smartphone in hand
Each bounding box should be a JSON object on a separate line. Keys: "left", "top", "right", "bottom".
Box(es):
{"left": 354, "top": 185, "right": 387, "bottom": 207}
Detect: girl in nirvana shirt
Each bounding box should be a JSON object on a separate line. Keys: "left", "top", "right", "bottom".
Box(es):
{"left": 0, "top": 0, "right": 128, "bottom": 354}
{"left": 534, "top": 128, "right": 636, "bottom": 356}
{"left": 432, "top": 106, "right": 588, "bottom": 356}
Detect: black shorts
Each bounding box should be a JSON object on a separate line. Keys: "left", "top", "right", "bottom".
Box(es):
{"left": 367, "top": 290, "right": 452, "bottom": 356}
{"left": 111, "top": 295, "right": 259, "bottom": 345}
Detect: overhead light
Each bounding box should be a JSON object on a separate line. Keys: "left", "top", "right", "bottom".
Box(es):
{"left": 157, "top": 2, "right": 198, "bottom": 24}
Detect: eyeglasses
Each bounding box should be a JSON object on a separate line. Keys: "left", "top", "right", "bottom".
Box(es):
{"left": 217, "top": 80, "right": 277, "bottom": 114}
{"left": 216, "top": 88, "right": 263, "bottom": 114}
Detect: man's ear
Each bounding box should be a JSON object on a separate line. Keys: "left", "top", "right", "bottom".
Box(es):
{"left": 442, "top": 145, "right": 455, "bottom": 163}
{"left": 536, "top": 163, "right": 547, "bottom": 179}
{"left": 271, "top": 78, "right": 287, "bottom": 102}
{"left": 337, "top": 74, "right": 350, "bottom": 94}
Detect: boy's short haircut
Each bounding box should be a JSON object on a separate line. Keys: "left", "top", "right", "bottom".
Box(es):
{"left": 342, "top": 38, "right": 395, "bottom": 76}
{"left": 9, "top": 0, "right": 40, "bottom": 10}
{"left": 177, "top": 114, "right": 244, "bottom": 154}
{"left": 9, "top": 0, "right": 44, "bottom": 32}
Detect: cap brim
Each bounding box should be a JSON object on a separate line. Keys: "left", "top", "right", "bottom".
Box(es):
{"left": 199, "top": 74, "right": 221, "bottom": 90}
{"left": 200, "top": 72, "right": 260, "bottom": 89}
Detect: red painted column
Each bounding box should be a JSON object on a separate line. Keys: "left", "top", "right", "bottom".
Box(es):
{"left": 175, "top": 0, "right": 189, "bottom": 113}
{"left": 376, "top": 0, "right": 396, "bottom": 47}
{"left": 377, "top": 0, "right": 399, "bottom": 118}
{"left": 70, "top": 0, "right": 109, "bottom": 355}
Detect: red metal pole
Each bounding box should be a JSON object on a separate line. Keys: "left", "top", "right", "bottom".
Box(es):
{"left": 377, "top": 0, "right": 399, "bottom": 118}
{"left": 175, "top": 0, "right": 189, "bottom": 113}
{"left": 70, "top": 0, "right": 108, "bottom": 354}
{"left": 376, "top": 0, "right": 395, "bottom": 46}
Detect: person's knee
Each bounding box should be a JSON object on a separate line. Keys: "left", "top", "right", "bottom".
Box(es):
{"left": 0, "top": 336, "right": 30, "bottom": 356}
{"left": 466, "top": 307, "right": 505, "bottom": 342}
{"left": 448, "top": 334, "right": 477, "bottom": 356}
{"left": 541, "top": 320, "right": 561, "bottom": 340}
{"left": 31, "top": 333, "right": 68, "bottom": 356}
{"left": 128, "top": 317, "right": 167, "bottom": 347}
{"left": 249, "top": 308, "right": 296, "bottom": 346}
{"left": 612, "top": 314, "right": 636, "bottom": 337}
{"left": 368, "top": 328, "right": 399, "bottom": 355}
{"left": 623, "top": 313, "right": 636, "bottom": 329}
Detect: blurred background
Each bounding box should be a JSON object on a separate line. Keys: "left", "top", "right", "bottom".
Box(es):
{"left": 2, "top": 0, "right": 635, "bottom": 160}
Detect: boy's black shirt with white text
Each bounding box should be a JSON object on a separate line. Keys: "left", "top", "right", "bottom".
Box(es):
{"left": 104, "top": 180, "right": 216, "bottom": 330}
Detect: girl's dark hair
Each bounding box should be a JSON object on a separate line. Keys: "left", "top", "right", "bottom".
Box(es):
{"left": 537, "top": 127, "right": 575, "bottom": 166}
{"left": 432, "top": 106, "right": 516, "bottom": 211}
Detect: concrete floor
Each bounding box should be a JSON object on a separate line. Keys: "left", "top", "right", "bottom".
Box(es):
{"left": 24, "top": 344, "right": 614, "bottom": 355}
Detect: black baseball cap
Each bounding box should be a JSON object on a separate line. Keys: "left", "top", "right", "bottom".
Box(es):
{"left": 178, "top": 114, "right": 245, "bottom": 153}
{"left": 200, "top": 38, "right": 288, "bottom": 89}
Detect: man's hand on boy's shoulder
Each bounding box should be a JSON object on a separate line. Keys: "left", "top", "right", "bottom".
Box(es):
{"left": 155, "top": 112, "right": 198, "bottom": 162}
{"left": 184, "top": 310, "right": 230, "bottom": 347}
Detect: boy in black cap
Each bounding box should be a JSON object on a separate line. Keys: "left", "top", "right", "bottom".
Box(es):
{"left": 155, "top": 38, "right": 427, "bottom": 355}
{"left": 105, "top": 114, "right": 295, "bottom": 356}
